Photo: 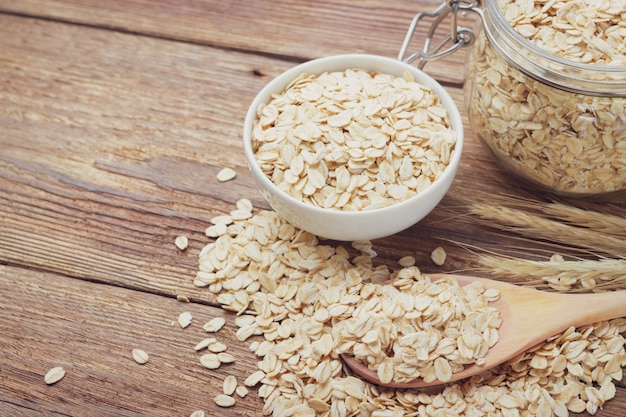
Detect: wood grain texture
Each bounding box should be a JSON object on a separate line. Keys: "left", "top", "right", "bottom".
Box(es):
{"left": 0, "top": 265, "right": 264, "bottom": 416}
{"left": 0, "top": 13, "right": 277, "bottom": 303}
{"left": 0, "top": 0, "right": 471, "bottom": 84}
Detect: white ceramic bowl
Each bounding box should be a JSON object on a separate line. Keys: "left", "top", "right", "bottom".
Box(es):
{"left": 243, "top": 54, "right": 463, "bottom": 241}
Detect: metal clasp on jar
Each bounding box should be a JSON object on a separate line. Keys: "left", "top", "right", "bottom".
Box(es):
{"left": 399, "top": 0, "right": 483, "bottom": 69}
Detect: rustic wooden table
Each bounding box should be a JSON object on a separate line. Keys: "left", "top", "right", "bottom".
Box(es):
{"left": 0, "top": 1, "right": 624, "bottom": 416}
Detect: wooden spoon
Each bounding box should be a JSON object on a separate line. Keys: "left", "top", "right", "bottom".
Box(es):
{"left": 342, "top": 273, "right": 626, "bottom": 389}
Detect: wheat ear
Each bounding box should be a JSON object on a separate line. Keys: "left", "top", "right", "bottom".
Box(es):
{"left": 538, "top": 201, "right": 626, "bottom": 238}
{"left": 478, "top": 254, "right": 626, "bottom": 292}
{"left": 469, "top": 204, "right": 626, "bottom": 259}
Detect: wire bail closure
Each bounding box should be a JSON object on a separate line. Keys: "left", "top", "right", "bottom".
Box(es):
{"left": 399, "top": 0, "right": 483, "bottom": 69}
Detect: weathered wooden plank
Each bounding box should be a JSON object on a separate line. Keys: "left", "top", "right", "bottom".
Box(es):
{"left": 0, "top": 265, "right": 264, "bottom": 416}
{"left": 0, "top": 13, "right": 277, "bottom": 301}
{"left": 0, "top": 0, "right": 472, "bottom": 84}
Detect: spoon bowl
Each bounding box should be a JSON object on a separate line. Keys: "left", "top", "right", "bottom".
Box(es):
{"left": 342, "top": 273, "right": 626, "bottom": 389}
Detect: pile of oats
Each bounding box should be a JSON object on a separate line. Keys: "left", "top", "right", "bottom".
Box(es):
{"left": 252, "top": 69, "right": 457, "bottom": 210}
{"left": 466, "top": 0, "right": 626, "bottom": 195}
{"left": 195, "top": 199, "right": 626, "bottom": 417}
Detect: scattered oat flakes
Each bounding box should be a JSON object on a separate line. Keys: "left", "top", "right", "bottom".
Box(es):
{"left": 132, "top": 349, "right": 149, "bottom": 365}
{"left": 44, "top": 366, "right": 65, "bottom": 385}
{"left": 178, "top": 311, "right": 193, "bottom": 329}
{"left": 216, "top": 167, "right": 237, "bottom": 182}
{"left": 176, "top": 294, "right": 190, "bottom": 303}
{"left": 214, "top": 394, "right": 236, "bottom": 408}
{"left": 189, "top": 411, "right": 205, "bottom": 417}
{"left": 430, "top": 246, "right": 447, "bottom": 266}
{"left": 175, "top": 235, "right": 189, "bottom": 250}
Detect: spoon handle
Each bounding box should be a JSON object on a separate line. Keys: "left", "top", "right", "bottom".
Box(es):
{"left": 554, "top": 289, "right": 626, "bottom": 327}
{"left": 496, "top": 287, "right": 626, "bottom": 362}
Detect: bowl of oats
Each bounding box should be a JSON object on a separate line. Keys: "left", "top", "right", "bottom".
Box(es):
{"left": 243, "top": 54, "right": 463, "bottom": 241}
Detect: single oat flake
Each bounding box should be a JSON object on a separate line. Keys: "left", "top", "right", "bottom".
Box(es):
{"left": 223, "top": 375, "right": 237, "bottom": 396}
{"left": 203, "top": 317, "right": 226, "bottom": 333}
{"left": 132, "top": 349, "right": 149, "bottom": 365}
{"left": 176, "top": 294, "right": 190, "bottom": 303}
{"left": 175, "top": 235, "right": 189, "bottom": 250}
{"left": 44, "top": 366, "right": 65, "bottom": 385}
{"left": 214, "top": 394, "right": 236, "bottom": 408}
{"left": 217, "top": 352, "right": 236, "bottom": 363}
{"left": 431, "top": 246, "right": 447, "bottom": 266}
{"left": 235, "top": 385, "right": 249, "bottom": 398}
{"left": 178, "top": 311, "right": 193, "bottom": 328}
{"left": 217, "top": 167, "right": 237, "bottom": 182}
{"left": 199, "top": 353, "right": 221, "bottom": 369}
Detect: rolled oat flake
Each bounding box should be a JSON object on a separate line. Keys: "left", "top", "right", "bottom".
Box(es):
{"left": 44, "top": 366, "right": 66, "bottom": 385}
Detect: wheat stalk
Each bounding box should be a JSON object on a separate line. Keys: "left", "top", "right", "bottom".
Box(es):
{"left": 459, "top": 196, "right": 626, "bottom": 292}
{"left": 477, "top": 254, "right": 626, "bottom": 292}
{"left": 538, "top": 202, "right": 626, "bottom": 238}
{"left": 486, "top": 194, "right": 626, "bottom": 237}
{"left": 469, "top": 203, "right": 626, "bottom": 259}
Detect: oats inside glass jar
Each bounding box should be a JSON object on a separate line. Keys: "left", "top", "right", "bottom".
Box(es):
{"left": 464, "top": 0, "right": 626, "bottom": 197}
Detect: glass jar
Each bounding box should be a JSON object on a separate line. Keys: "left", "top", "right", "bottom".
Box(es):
{"left": 463, "top": 0, "right": 626, "bottom": 198}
